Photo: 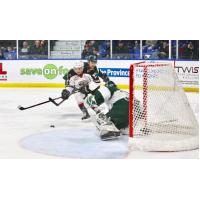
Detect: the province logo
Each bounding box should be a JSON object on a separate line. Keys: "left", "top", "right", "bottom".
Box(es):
{"left": 0, "top": 63, "right": 7, "bottom": 81}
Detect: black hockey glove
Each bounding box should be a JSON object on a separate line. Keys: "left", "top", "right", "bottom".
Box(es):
{"left": 61, "top": 89, "right": 70, "bottom": 100}
{"left": 79, "top": 85, "right": 90, "bottom": 95}
{"left": 101, "top": 73, "right": 110, "bottom": 83}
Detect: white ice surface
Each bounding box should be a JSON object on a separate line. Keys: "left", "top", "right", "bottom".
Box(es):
{"left": 20, "top": 128, "right": 128, "bottom": 159}
{"left": 0, "top": 88, "right": 199, "bottom": 158}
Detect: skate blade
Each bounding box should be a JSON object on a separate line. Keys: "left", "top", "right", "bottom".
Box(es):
{"left": 81, "top": 116, "right": 92, "bottom": 122}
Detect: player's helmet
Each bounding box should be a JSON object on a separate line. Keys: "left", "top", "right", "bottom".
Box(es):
{"left": 87, "top": 55, "right": 97, "bottom": 63}
{"left": 73, "top": 61, "right": 84, "bottom": 69}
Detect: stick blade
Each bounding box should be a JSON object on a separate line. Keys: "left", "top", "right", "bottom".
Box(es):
{"left": 17, "top": 105, "right": 25, "bottom": 110}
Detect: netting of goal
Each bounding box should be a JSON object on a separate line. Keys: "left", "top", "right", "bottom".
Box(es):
{"left": 129, "top": 61, "right": 199, "bottom": 152}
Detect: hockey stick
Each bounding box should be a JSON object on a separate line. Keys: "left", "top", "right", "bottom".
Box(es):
{"left": 48, "top": 97, "right": 66, "bottom": 106}
{"left": 48, "top": 86, "right": 81, "bottom": 106}
{"left": 17, "top": 97, "right": 62, "bottom": 110}
{"left": 48, "top": 87, "right": 78, "bottom": 106}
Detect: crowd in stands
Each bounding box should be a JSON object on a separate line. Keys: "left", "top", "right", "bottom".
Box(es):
{"left": 112, "top": 40, "right": 140, "bottom": 59}
{"left": 171, "top": 40, "right": 177, "bottom": 59}
{"left": 142, "top": 40, "right": 169, "bottom": 59}
{"left": 81, "top": 40, "right": 110, "bottom": 59}
{"left": 178, "top": 40, "right": 199, "bottom": 60}
{"left": 0, "top": 41, "right": 17, "bottom": 60}
{"left": 0, "top": 40, "right": 199, "bottom": 60}
{"left": 18, "top": 40, "right": 48, "bottom": 59}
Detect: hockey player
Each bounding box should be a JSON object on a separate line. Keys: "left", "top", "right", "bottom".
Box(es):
{"left": 81, "top": 80, "right": 130, "bottom": 140}
{"left": 61, "top": 61, "right": 99, "bottom": 120}
{"left": 82, "top": 55, "right": 109, "bottom": 84}
{"left": 63, "top": 55, "right": 109, "bottom": 88}
{"left": 62, "top": 55, "right": 109, "bottom": 120}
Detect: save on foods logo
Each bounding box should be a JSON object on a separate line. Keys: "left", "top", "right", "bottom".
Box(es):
{"left": 0, "top": 63, "right": 7, "bottom": 81}
{"left": 20, "top": 64, "right": 69, "bottom": 80}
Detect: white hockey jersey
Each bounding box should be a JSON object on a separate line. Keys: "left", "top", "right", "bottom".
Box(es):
{"left": 65, "top": 73, "right": 95, "bottom": 94}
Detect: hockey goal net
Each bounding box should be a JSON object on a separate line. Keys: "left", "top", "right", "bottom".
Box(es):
{"left": 129, "top": 61, "right": 199, "bottom": 151}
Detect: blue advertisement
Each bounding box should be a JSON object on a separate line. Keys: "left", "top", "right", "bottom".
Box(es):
{"left": 99, "top": 68, "right": 129, "bottom": 77}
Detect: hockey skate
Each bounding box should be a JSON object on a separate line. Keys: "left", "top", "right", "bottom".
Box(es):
{"left": 79, "top": 104, "right": 90, "bottom": 120}
{"left": 81, "top": 110, "right": 90, "bottom": 120}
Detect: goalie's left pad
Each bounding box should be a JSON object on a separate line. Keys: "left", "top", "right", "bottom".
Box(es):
{"left": 95, "top": 112, "right": 121, "bottom": 141}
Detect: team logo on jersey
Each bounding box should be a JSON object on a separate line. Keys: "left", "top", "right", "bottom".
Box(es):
{"left": 0, "top": 63, "right": 7, "bottom": 81}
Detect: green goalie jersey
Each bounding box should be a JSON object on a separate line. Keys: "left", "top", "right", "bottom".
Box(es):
{"left": 86, "top": 82, "right": 129, "bottom": 130}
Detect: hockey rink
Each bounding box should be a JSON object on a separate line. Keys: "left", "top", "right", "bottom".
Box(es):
{"left": 0, "top": 88, "right": 199, "bottom": 159}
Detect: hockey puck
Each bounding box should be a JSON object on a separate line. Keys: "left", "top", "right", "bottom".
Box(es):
{"left": 50, "top": 125, "right": 55, "bottom": 128}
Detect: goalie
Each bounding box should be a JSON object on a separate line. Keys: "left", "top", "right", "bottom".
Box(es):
{"left": 81, "top": 81, "right": 130, "bottom": 140}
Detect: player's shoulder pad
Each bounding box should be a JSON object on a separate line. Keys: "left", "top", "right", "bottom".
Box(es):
{"left": 63, "top": 69, "right": 76, "bottom": 80}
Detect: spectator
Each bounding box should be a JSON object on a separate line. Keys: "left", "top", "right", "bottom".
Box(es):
{"left": 183, "top": 42, "right": 194, "bottom": 59}
{"left": 81, "top": 44, "right": 91, "bottom": 59}
{"left": 18, "top": 40, "right": 48, "bottom": 59}
{"left": 193, "top": 40, "right": 199, "bottom": 60}
{"left": 113, "top": 40, "right": 140, "bottom": 59}
{"left": 158, "top": 41, "right": 169, "bottom": 59}
{"left": 171, "top": 40, "right": 176, "bottom": 59}
{"left": 0, "top": 48, "right": 5, "bottom": 59}
{"left": 40, "top": 40, "right": 48, "bottom": 55}
{"left": 81, "top": 40, "right": 110, "bottom": 59}
{"left": 82, "top": 40, "right": 99, "bottom": 58}
{"left": 92, "top": 48, "right": 100, "bottom": 57}
{"left": 143, "top": 40, "right": 169, "bottom": 59}
{"left": 179, "top": 42, "right": 185, "bottom": 58}
{"left": 30, "top": 40, "right": 43, "bottom": 56}
{"left": 3, "top": 46, "right": 17, "bottom": 59}
{"left": 0, "top": 40, "right": 17, "bottom": 60}
{"left": 178, "top": 40, "right": 199, "bottom": 60}
{"left": 113, "top": 41, "right": 129, "bottom": 59}
{"left": 19, "top": 41, "right": 30, "bottom": 58}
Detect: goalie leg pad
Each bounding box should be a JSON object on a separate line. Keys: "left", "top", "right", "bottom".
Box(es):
{"left": 95, "top": 112, "right": 121, "bottom": 140}
{"left": 100, "top": 130, "right": 121, "bottom": 141}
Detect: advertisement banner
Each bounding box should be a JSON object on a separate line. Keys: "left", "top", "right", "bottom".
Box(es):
{"left": 0, "top": 60, "right": 199, "bottom": 92}
{"left": 175, "top": 61, "right": 199, "bottom": 90}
